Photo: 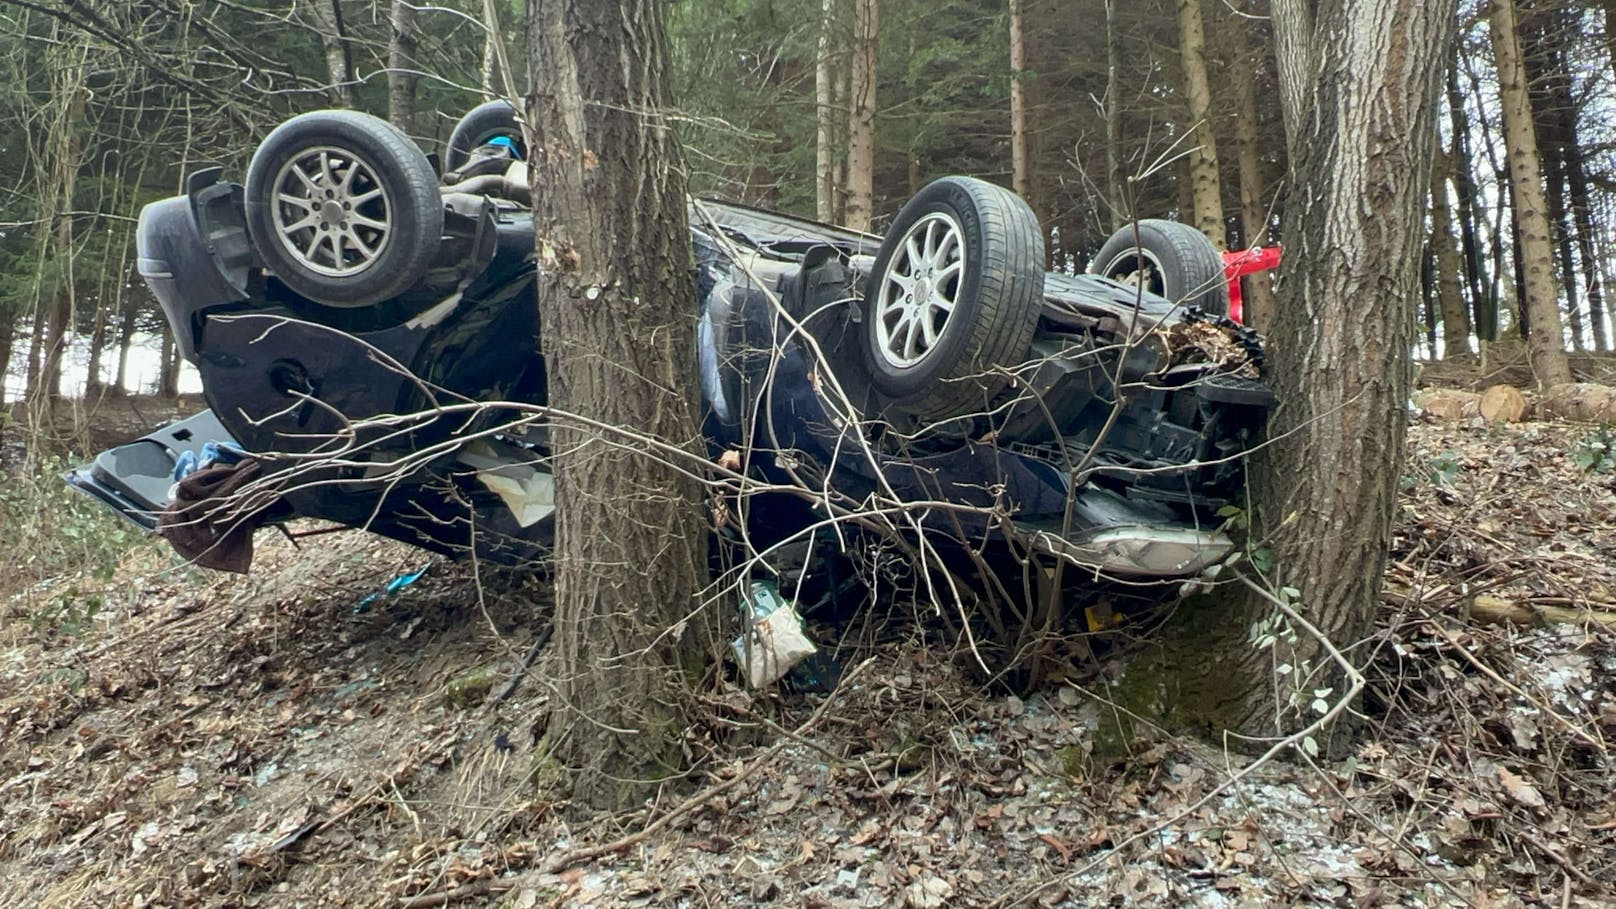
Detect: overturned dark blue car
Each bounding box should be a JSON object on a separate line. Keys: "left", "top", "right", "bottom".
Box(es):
{"left": 69, "top": 104, "right": 1273, "bottom": 586}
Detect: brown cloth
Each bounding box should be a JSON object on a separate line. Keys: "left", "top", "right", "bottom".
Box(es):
{"left": 157, "top": 458, "right": 268, "bottom": 573}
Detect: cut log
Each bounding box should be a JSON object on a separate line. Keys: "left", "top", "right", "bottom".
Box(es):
{"left": 1467, "top": 594, "right": 1616, "bottom": 631}
{"left": 1541, "top": 382, "right": 1616, "bottom": 424}
{"left": 1478, "top": 384, "right": 1531, "bottom": 423}
{"left": 1414, "top": 388, "right": 1481, "bottom": 421}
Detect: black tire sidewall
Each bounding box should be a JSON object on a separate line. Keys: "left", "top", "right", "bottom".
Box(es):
{"left": 445, "top": 100, "right": 522, "bottom": 173}
{"left": 245, "top": 111, "right": 443, "bottom": 309}
{"left": 1092, "top": 219, "right": 1228, "bottom": 316}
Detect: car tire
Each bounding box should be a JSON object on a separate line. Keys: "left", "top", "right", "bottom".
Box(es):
{"left": 1091, "top": 219, "right": 1228, "bottom": 316}
{"left": 862, "top": 176, "right": 1044, "bottom": 420}
{"left": 244, "top": 110, "right": 443, "bottom": 308}
{"left": 445, "top": 100, "right": 524, "bottom": 174}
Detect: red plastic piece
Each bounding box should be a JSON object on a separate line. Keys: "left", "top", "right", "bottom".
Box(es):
{"left": 1221, "top": 246, "right": 1283, "bottom": 324}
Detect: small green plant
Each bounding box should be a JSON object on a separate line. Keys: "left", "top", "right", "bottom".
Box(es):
{"left": 1401, "top": 450, "right": 1462, "bottom": 490}
{"left": 1572, "top": 428, "right": 1616, "bottom": 474}
{"left": 1, "top": 452, "right": 156, "bottom": 636}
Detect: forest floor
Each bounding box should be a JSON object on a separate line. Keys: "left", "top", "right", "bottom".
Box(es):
{"left": 2, "top": 397, "right": 1615, "bottom": 908}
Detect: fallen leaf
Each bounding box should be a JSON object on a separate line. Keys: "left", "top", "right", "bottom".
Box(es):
{"left": 1496, "top": 766, "right": 1546, "bottom": 810}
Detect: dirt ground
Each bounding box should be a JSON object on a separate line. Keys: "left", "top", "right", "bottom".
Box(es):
{"left": 2, "top": 412, "right": 1615, "bottom": 908}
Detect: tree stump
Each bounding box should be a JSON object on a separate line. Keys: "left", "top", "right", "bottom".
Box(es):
{"left": 1542, "top": 383, "right": 1616, "bottom": 424}
{"left": 1478, "top": 384, "right": 1531, "bottom": 424}
{"left": 1414, "top": 388, "right": 1481, "bottom": 421}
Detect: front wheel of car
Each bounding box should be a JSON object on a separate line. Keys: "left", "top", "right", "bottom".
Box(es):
{"left": 244, "top": 110, "right": 444, "bottom": 309}
{"left": 862, "top": 176, "right": 1045, "bottom": 421}
{"left": 1091, "top": 219, "right": 1229, "bottom": 316}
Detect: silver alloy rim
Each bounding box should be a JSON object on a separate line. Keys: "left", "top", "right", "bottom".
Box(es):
{"left": 874, "top": 212, "right": 966, "bottom": 369}
{"left": 270, "top": 146, "right": 391, "bottom": 277}
{"left": 1104, "top": 248, "right": 1167, "bottom": 297}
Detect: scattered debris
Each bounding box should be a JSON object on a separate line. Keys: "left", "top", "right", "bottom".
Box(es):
{"left": 2, "top": 410, "right": 1614, "bottom": 907}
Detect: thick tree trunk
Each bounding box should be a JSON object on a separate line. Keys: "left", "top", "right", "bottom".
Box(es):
{"left": 525, "top": 0, "right": 709, "bottom": 810}
{"left": 1431, "top": 147, "right": 1472, "bottom": 358}
{"left": 1233, "top": 44, "right": 1276, "bottom": 330}
{"left": 310, "top": 0, "right": 357, "bottom": 107}
{"left": 815, "top": 0, "right": 841, "bottom": 223}
{"left": 844, "top": 0, "right": 877, "bottom": 231}
{"left": 1490, "top": 0, "right": 1572, "bottom": 388}
{"left": 1519, "top": 4, "right": 1586, "bottom": 352}
{"left": 1176, "top": 0, "right": 1225, "bottom": 250}
{"left": 1169, "top": 0, "right": 1455, "bottom": 747}
{"left": 387, "top": 0, "right": 419, "bottom": 135}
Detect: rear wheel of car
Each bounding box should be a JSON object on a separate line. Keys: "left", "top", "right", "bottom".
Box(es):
{"left": 244, "top": 110, "right": 443, "bottom": 308}
{"left": 444, "top": 100, "right": 523, "bottom": 174}
{"left": 862, "top": 176, "right": 1044, "bottom": 420}
{"left": 1091, "top": 219, "right": 1228, "bottom": 316}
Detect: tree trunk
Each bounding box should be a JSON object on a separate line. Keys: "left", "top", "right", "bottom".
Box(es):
{"left": 1605, "top": 0, "right": 1616, "bottom": 85}
{"left": 524, "top": 0, "right": 709, "bottom": 810}
{"left": 815, "top": 0, "right": 841, "bottom": 223}
{"left": 387, "top": 0, "right": 419, "bottom": 135}
{"left": 1176, "top": 0, "right": 1225, "bottom": 250}
{"left": 35, "top": 27, "right": 85, "bottom": 411}
{"left": 158, "top": 328, "right": 179, "bottom": 398}
{"left": 310, "top": 0, "right": 357, "bottom": 107}
{"left": 1103, "top": 0, "right": 1124, "bottom": 229}
{"left": 23, "top": 311, "right": 43, "bottom": 399}
{"left": 1233, "top": 41, "right": 1276, "bottom": 330}
{"left": 1518, "top": 3, "right": 1586, "bottom": 352}
{"left": 844, "top": 0, "right": 877, "bottom": 231}
{"left": 1158, "top": 0, "right": 1456, "bottom": 748}
{"left": 1448, "top": 57, "right": 1495, "bottom": 340}
{"left": 0, "top": 313, "right": 14, "bottom": 405}
{"left": 1431, "top": 146, "right": 1472, "bottom": 357}
{"left": 83, "top": 298, "right": 108, "bottom": 399}
{"left": 1490, "top": 0, "right": 1572, "bottom": 388}
{"left": 1009, "top": 0, "right": 1031, "bottom": 202}
{"left": 111, "top": 285, "right": 139, "bottom": 396}
{"left": 1563, "top": 117, "right": 1610, "bottom": 353}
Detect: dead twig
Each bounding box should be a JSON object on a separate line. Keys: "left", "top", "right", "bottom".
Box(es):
{"left": 398, "top": 878, "right": 513, "bottom": 908}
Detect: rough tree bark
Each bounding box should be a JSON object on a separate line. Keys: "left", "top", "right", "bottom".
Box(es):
{"left": 1490, "top": 0, "right": 1572, "bottom": 388}
{"left": 524, "top": 0, "right": 709, "bottom": 810}
{"left": 1176, "top": 0, "right": 1225, "bottom": 249}
{"left": 844, "top": 0, "right": 877, "bottom": 231}
{"left": 309, "top": 0, "right": 356, "bottom": 107}
{"left": 1232, "top": 31, "right": 1276, "bottom": 329}
{"left": 387, "top": 0, "right": 419, "bottom": 135}
{"left": 1153, "top": 0, "right": 1457, "bottom": 748}
{"left": 1431, "top": 146, "right": 1472, "bottom": 358}
{"left": 1519, "top": 2, "right": 1586, "bottom": 352}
